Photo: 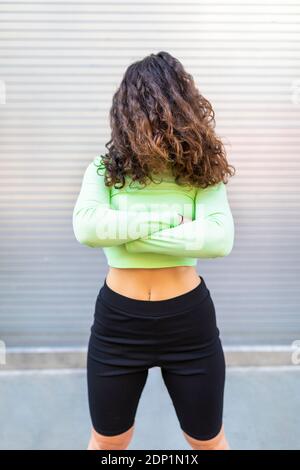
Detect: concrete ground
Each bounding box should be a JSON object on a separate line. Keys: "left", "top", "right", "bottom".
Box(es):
{"left": 0, "top": 366, "right": 299, "bottom": 450}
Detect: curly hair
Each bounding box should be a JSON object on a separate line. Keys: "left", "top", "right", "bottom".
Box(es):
{"left": 96, "top": 51, "right": 236, "bottom": 190}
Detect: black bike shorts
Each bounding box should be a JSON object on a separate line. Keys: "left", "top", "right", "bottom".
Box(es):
{"left": 87, "top": 275, "right": 226, "bottom": 441}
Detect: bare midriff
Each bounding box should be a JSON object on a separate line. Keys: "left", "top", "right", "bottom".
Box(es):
{"left": 105, "top": 266, "right": 201, "bottom": 301}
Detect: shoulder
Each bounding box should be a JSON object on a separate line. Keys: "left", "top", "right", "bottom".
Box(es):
{"left": 92, "top": 155, "right": 105, "bottom": 167}
{"left": 197, "top": 181, "right": 226, "bottom": 194}
{"left": 195, "top": 181, "right": 229, "bottom": 203}
{"left": 83, "top": 155, "right": 106, "bottom": 177}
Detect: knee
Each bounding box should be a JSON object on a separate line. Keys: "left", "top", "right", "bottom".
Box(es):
{"left": 183, "top": 424, "right": 230, "bottom": 450}
{"left": 87, "top": 424, "right": 134, "bottom": 450}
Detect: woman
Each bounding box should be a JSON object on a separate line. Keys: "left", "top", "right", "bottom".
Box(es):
{"left": 72, "top": 51, "right": 236, "bottom": 450}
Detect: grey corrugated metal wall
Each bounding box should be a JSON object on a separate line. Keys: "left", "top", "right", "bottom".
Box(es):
{"left": 0, "top": 0, "right": 300, "bottom": 347}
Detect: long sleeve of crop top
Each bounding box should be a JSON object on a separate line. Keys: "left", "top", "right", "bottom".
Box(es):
{"left": 125, "top": 181, "right": 235, "bottom": 258}
{"left": 72, "top": 157, "right": 182, "bottom": 248}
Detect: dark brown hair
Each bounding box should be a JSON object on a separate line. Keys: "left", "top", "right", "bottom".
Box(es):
{"left": 97, "top": 51, "right": 235, "bottom": 189}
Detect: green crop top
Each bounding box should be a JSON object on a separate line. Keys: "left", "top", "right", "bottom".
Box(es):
{"left": 72, "top": 156, "right": 235, "bottom": 268}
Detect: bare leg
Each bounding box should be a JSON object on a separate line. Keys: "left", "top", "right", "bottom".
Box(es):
{"left": 183, "top": 424, "right": 230, "bottom": 450}
{"left": 87, "top": 424, "right": 135, "bottom": 450}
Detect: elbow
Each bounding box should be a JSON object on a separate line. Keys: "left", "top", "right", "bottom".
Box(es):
{"left": 204, "top": 224, "right": 235, "bottom": 258}
{"left": 218, "top": 237, "right": 234, "bottom": 257}
{"left": 72, "top": 207, "right": 119, "bottom": 248}
{"left": 73, "top": 228, "right": 96, "bottom": 248}
{"left": 216, "top": 225, "right": 235, "bottom": 257}
{"left": 72, "top": 215, "right": 96, "bottom": 248}
{"left": 205, "top": 238, "right": 233, "bottom": 259}
{"left": 72, "top": 220, "right": 114, "bottom": 248}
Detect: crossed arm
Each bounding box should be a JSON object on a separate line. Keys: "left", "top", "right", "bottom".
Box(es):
{"left": 124, "top": 181, "right": 235, "bottom": 258}
{"left": 73, "top": 157, "right": 234, "bottom": 258}
{"left": 72, "top": 157, "right": 182, "bottom": 248}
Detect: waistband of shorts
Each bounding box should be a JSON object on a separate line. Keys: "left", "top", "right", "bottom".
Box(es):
{"left": 99, "top": 275, "right": 210, "bottom": 315}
